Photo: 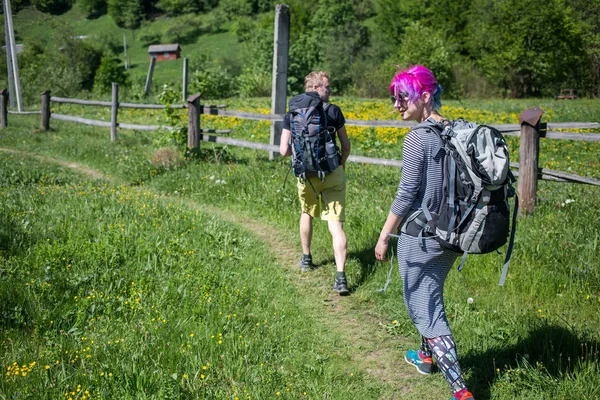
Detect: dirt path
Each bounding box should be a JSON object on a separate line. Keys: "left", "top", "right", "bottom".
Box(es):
{"left": 0, "top": 147, "right": 418, "bottom": 398}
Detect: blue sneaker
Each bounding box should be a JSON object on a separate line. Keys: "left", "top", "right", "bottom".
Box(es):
{"left": 404, "top": 349, "right": 434, "bottom": 375}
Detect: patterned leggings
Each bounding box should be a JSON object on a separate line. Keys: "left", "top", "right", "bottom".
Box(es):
{"left": 422, "top": 335, "right": 466, "bottom": 394}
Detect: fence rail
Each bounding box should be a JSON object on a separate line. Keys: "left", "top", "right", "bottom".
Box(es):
{"left": 2, "top": 86, "right": 600, "bottom": 214}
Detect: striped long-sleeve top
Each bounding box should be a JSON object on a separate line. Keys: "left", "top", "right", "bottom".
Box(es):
{"left": 390, "top": 127, "right": 445, "bottom": 225}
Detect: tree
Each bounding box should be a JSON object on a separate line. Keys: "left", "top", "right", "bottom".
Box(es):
{"left": 108, "top": 0, "right": 144, "bottom": 29}
{"left": 466, "top": 0, "right": 588, "bottom": 97}
{"left": 387, "top": 21, "right": 458, "bottom": 97}
{"left": 306, "top": 0, "right": 369, "bottom": 91}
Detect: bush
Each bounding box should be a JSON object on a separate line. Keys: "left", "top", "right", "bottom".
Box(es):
{"left": 190, "top": 68, "right": 235, "bottom": 99}
{"left": 156, "top": 0, "right": 200, "bottom": 15}
{"left": 89, "top": 32, "right": 121, "bottom": 57}
{"left": 94, "top": 55, "right": 129, "bottom": 94}
{"left": 139, "top": 31, "right": 161, "bottom": 47}
{"left": 79, "top": 0, "right": 106, "bottom": 18}
{"left": 31, "top": 0, "right": 73, "bottom": 14}
{"left": 221, "top": 0, "right": 253, "bottom": 17}
{"left": 203, "top": 8, "right": 227, "bottom": 34}
{"left": 237, "top": 68, "right": 271, "bottom": 97}
{"left": 162, "top": 15, "right": 203, "bottom": 44}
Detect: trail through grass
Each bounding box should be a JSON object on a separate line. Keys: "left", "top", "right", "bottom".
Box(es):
{"left": 1, "top": 113, "right": 600, "bottom": 399}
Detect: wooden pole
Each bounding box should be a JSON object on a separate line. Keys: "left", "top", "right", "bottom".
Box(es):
{"left": 111, "top": 83, "right": 119, "bottom": 142}
{"left": 144, "top": 57, "right": 156, "bottom": 97}
{"left": 187, "top": 94, "right": 201, "bottom": 151}
{"left": 40, "top": 91, "right": 51, "bottom": 131}
{"left": 269, "top": 4, "right": 290, "bottom": 160}
{"left": 182, "top": 58, "right": 189, "bottom": 102}
{"left": 517, "top": 107, "right": 543, "bottom": 215}
{"left": 0, "top": 89, "right": 8, "bottom": 127}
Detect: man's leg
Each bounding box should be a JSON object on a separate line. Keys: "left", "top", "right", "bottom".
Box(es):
{"left": 327, "top": 220, "right": 346, "bottom": 272}
{"left": 300, "top": 212, "right": 313, "bottom": 255}
{"left": 328, "top": 220, "right": 349, "bottom": 295}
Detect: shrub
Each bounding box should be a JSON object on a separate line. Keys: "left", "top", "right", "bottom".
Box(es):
{"left": 156, "top": 0, "right": 200, "bottom": 15}
{"left": 94, "top": 55, "right": 129, "bottom": 94}
{"left": 139, "top": 31, "right": 161, "bottom": 47}
{"left": 79, "top": 0, "right": 107, "bottom": 18}
{"left": 190, "top": 67, "right": 235, "bottom": 99}
{"left": 161, "top": 15, "right": 203, "bottom": 44}
{"left": 237, "top": 68, "right": 271, "bottom": 97}
{"left": 203, "top": 8, "right": 227, "bottom": 34}
{"left": 31, "top": 0, "right": 73, "bottom": 14}
{"left": 221, "top": 0, "right": 253, "bottom": 17}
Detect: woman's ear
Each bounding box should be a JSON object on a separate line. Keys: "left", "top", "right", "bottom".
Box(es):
{"left": 421, "top": 91, "right": 431, "bottom": 104}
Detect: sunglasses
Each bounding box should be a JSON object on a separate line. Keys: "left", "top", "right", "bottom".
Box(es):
{"left": 390, "top": 91, "right": 409, "bottom": 105}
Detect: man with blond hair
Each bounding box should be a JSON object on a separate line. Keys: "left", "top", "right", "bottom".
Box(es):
{"left": 280, "top": 71, "right": 352, "bottom": 295}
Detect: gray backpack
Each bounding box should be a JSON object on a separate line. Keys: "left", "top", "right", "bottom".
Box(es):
{"left": 402, "top": 118, "right": 518, "bottom": 286}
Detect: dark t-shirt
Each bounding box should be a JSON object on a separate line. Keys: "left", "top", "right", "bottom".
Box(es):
{"left": 283, "top": 93, "right": 346, "bottom": 133}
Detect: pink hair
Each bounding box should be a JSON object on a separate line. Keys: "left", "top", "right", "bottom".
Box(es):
{"left": 389, "top": 65, "right": 442, "bottom": 110}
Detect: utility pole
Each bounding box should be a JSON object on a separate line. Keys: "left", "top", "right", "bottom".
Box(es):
{"left": 123, "top": 32, "right": 128, "bottom": 69}
{"left": 3, "top": 0, "right": 23, "bottom": 111}
{"left": 3, "top": 6, "right": 15, "bottom": 108}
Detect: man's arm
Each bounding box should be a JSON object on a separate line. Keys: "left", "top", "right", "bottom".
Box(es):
{"left": 280, "top": 128, "right": 292, "bottom": 156}
{"left": 336, "top": 126, "right": 351, "bottom": 167}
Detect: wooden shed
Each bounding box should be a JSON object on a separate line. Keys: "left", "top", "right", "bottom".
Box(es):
{"left": 148, "top": 44, "right": 181, "bottom": 62}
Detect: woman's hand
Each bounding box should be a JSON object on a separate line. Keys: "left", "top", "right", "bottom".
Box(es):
{"left": 375, "top": 237, "right": 389, "bottom": 261}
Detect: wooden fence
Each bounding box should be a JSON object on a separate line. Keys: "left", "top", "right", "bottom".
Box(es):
{"left": 2, "top": 86, "right": 600, "bottom": 215}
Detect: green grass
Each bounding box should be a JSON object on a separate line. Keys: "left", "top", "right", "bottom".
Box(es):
{"left": 1, "top": 105, "right": 600, "bottom": 399}
{"left": 0, "top": 129, "right": 387, "bottom": 399}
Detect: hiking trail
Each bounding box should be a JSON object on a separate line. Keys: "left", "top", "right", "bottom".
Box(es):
{"left": 0, "top": 147, "right": 423, "bottom": 398}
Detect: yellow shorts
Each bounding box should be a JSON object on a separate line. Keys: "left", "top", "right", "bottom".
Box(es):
{"left": 297, "top": 167, "right": 346, "bottom": 221}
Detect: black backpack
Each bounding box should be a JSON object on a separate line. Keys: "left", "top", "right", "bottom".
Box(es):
{"left": 288, "top": 93, "right": 341, "bottom": 181}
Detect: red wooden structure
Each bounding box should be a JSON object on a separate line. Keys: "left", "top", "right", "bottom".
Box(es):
{"left": 148, "top": 44, "right": 181, "bottom": 61}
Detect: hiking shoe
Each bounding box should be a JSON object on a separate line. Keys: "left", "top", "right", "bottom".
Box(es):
{"left": 299, "top": 254, "right": 316, "bottom": 272}
{"left": 404, "top": 349, "right": 434, "bottom": 375}
{"left": 332, "top": 276, "right": 350, "bottom": 295}
{"left": 451, "top": 389, "right": 475, "bottom": 400}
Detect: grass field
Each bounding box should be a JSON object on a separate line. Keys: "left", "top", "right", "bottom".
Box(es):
{"left": 1, "top": 98, "right": 600, "bottom": 399}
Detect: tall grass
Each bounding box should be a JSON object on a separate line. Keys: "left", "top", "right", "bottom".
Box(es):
{"left": 1, "top": 105, "right": 600, "bottom": 399}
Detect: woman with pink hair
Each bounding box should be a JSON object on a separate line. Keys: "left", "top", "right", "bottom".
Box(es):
{"left": 375, "top": 65, "right": 475, "bottom": 400}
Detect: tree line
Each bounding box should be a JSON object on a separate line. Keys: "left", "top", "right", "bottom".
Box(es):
{"left": 2, "top": 0, "right": 599, "bottom": 100}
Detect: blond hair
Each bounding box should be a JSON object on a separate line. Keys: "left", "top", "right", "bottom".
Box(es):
{"left": 304, "top": 71, "right": 330, "bottom": 92}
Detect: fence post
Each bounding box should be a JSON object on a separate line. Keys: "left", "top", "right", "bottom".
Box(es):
{"left": 0, "top": 89, "right": 7, "bottom": 128}
{"left": 182, "top": 58, "right": 188, "bottom": 102}
{"left": 144, "top": 57, "right": 156, "bottom": 97}
{"left": 40, "top": 90, "right": 51, "bottom": 130}
{"left": 187, "top": 94, "right": 201, "bottom": 152}
{"left": 269, "top": 4, "right": 290, "bottom": 160}
{"left": 518, "top": 107, "right": 544, "bottom": 215}
{"left": 111, "top": 83, "right": 118, "bottom": 142}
